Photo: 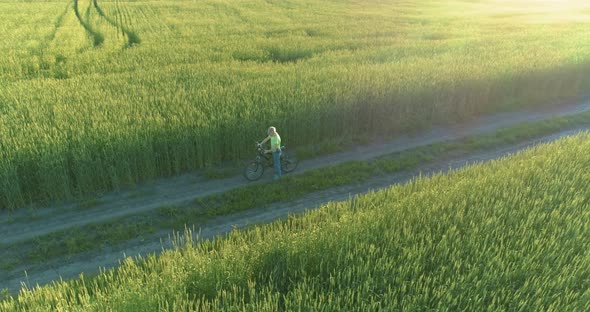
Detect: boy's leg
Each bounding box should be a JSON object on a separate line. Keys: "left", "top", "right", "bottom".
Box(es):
{"left": 273, "top": 151, "right": 282, "bottom": 178}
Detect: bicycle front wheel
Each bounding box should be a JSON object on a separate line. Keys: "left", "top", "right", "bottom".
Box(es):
{"left": 244, "top": 160, "right": 264, "bottom": 181}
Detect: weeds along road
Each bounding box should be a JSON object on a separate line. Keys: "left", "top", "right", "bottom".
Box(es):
{"left": 1, "top": 100, "right": 590, "bottom": 293}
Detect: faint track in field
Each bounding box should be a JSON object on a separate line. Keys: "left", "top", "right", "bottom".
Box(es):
{"left": 40, "top": 2, "right": 70, "bottom": 51}
{"left": 136, "top": 5, "right": 170, "bottom": 34}
{"left": 117, "top": 0, "right": 135, "bottom": 31}
{"left": 23, "top": 2, "right": 71, "bottom": 78}
{"left": 93, "top": 0, "right": 140, "bottom": 47}
{"left": 115, "top": 0, "right": 129, "bottom": 32}
{"left": 73, "top": 0, "right": 104, "bottom": 47}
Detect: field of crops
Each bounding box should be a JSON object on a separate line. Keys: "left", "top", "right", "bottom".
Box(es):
{"left": 3, "top": 130, "right": 589, "bottom": 310}
{"left": 2, "top": 0, "right": 590, "bottom": 209}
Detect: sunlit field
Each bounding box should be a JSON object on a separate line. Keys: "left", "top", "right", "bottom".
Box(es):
{"left": 2, "top": 0, "right": 590, "bottom": 209}
{"left": 3, "top": 131, "right": 589, "bottom": 311}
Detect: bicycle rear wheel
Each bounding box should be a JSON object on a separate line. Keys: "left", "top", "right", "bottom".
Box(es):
{"left": 281, "top": 152, "right": 298, "bottom": 173}
{"left": 244, "top": 160, "right": 264, "bottom": 181}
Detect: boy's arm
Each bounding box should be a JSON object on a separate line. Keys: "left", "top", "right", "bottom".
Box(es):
{"left": 260, "top": 136, "right": 270, "bottom": 145}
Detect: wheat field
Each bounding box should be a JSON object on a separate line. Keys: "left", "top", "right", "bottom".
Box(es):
{"left": 1, "top": 0, "right": 590, "bottom": 209}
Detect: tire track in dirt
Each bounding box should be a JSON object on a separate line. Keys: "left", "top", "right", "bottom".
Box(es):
{"left": 3, "top": 126, "right": 589, "bottom": 294}
{"left": 93, "top": 0, "right": 140, "bottom": 47}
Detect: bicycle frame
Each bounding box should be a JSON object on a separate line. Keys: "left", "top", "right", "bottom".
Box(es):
{"left": 244, "top": 143, "right": 297, "bottom": 181}
{"left": 255, "top": 146, "right": 282, "bottom": 167}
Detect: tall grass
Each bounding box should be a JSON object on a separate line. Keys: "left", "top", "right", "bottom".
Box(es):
{"left": 2, "top": 132, "right": 589, "bottom": 311}
{"left": 2, "top": 0, "right": 590, "bottom": 209}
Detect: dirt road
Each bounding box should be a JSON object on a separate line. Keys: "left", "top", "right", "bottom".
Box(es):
{"left": 1, "top": 100, "right": 589, "bottom": 294}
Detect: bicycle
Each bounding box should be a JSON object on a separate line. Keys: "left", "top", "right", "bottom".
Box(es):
{"left": 243, "top": 142, "right": 298, "bottom": 181}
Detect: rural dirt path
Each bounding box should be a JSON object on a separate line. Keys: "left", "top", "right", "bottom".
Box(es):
{"left": 1, "top": 100, "right": 590, "bottom": 294}
{"left": 2, "top": 101, "right": 589, "bottom": 246}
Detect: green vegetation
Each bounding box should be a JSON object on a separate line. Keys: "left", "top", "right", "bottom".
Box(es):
{"left": 4, "top": 109, "right": 590, "bottom": 276}
{"left": 3, "top": 131, "right": 590, "bottom": 311}
{"left": 2, "top": 0, "right": 590, "bottom": 209}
